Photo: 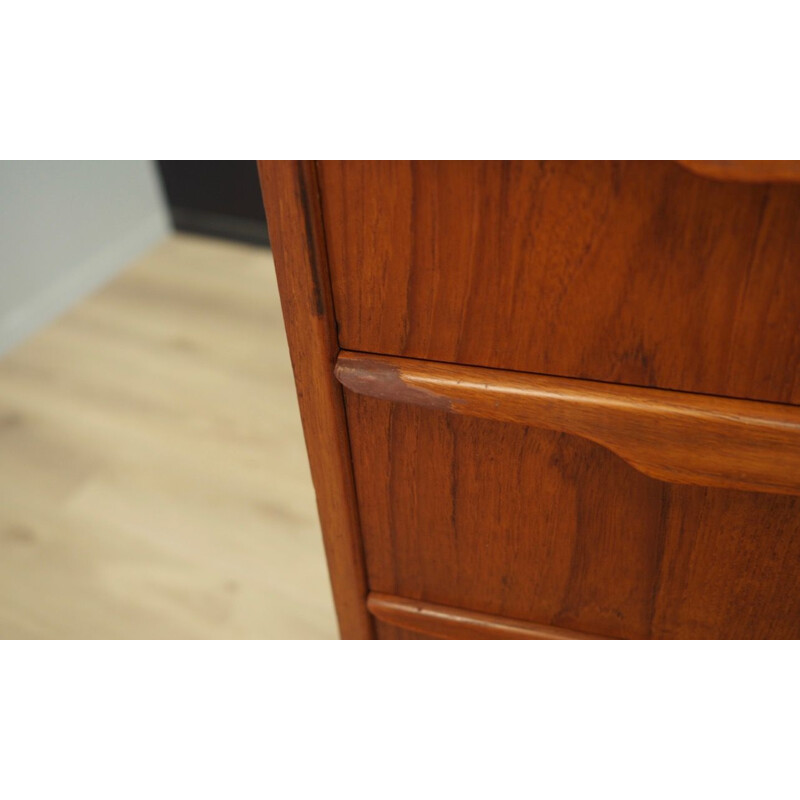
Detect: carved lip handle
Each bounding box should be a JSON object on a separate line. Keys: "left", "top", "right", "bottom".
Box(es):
{"left": 677, "top": 160, "right": 800, "bottom": 183}
{"left": 367, "top": 593, "right": 608, "bottom": 640}
{"left": 335, "top": 351, "right": 800, "bottom": 496}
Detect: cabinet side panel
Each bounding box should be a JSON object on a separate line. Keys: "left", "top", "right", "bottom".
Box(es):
{"left": 259, "top": 161, "right": 372, "bottom": 639}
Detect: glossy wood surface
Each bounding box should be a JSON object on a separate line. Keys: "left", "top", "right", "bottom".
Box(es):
{"left": 265, "top": 160, "right": 800, "bottom": 640}
{"left": 259, "top": 161, "right": 372, "bottom": 639}
{"left": 336, "top": 352, "right": 800, "bottom": 496}
{"left": 368, "top": 594, "right": 606, "bottom": 639}
{"left": 319, "top": 160, "right": 800, "bottom": 404}
{"left": 344, "top": 391, "right": 800, "bottom": 639}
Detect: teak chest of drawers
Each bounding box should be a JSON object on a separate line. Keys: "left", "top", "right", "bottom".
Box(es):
{"left": 259, "top": 160, "right": 800, "bottom": 640}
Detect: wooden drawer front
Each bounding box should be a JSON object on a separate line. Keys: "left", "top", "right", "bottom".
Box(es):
{"left": 373, "top": 621, "right": 431, "bottom": 640}
{"left": 339, "top": 355, "right": 800, "bottom": 640}
{"left": 319, "top": 160, "right": 800, "bottom": 405}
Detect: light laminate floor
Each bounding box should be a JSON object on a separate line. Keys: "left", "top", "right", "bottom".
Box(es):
{"left": 0, "top": 233, "right": 338, "bottom": 638}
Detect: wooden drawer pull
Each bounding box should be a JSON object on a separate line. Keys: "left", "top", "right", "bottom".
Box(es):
{"left": 335, "top": 351, "right": 800, "bottom": 496}
{"left": 677, "top": 160, "right": 800, "bottom": 183}
{"left": 368, "top": 593, "right": 608, "bottom": 639}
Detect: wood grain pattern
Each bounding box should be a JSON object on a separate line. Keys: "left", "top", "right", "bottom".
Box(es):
{"left": 336, "top": 352, "right": 800, "bottom": 496}
{"left": 678, "top": 160, "right": 800, "bottom": 183}
{"left": 368, "top": 593, "right": 607, "bottom": 639}
{"left": 259, "top": 161, "right": 372, "bottom": 639}
{"left": 319, "top": 160, "right": 800, "bottom": 404}
{"left": 263, "top": 160, "right": 800, "bottom": 640}
{"left": 344, "top": 392, "right": 800, "bottom": 639}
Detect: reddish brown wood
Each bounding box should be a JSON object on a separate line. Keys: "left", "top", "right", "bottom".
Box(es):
{"left": 265, "top": 160, "right": 800, "bottom": 641}
{"left": 345, "top": 391, "right": 800, "bottom": 639}
{"left": 373, "top": 621, "right": 431, "bottom": 639}
{"left": 678, "top": 160, "right": 800, "bottom": 183}
{"left": 335, "top": 352, "right": 800, "bottom": 496}
{"left": 318, "top": 160, "right": 800, "bottom": 404}
{"left": 368, "top": 593, "right": 608, "bottom": 639}
{"left": 258, "top": 161, "right": 372, "bottom": 639}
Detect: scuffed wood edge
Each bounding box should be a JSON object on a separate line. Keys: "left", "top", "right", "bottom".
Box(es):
{"left": 259, "top": 162, "right": 373, "bottom": 639}
{"left": 335, "top": 351, "right": 800, "bottom": 496}
{"left": 368, "top": 594, "right": 608, "bottom": 640}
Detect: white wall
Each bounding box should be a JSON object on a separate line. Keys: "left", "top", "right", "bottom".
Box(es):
{"left": 0, "top": 161, "right": 170, "bottom": 355}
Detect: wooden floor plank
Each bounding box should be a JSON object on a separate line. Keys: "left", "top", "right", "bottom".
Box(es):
{"left": 0, "top": 233, "right": 337, "bottom": 639}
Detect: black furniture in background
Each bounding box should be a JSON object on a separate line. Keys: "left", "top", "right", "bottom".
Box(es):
{"left": 157, "top": 161, "right": 269, "bottom": 246}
